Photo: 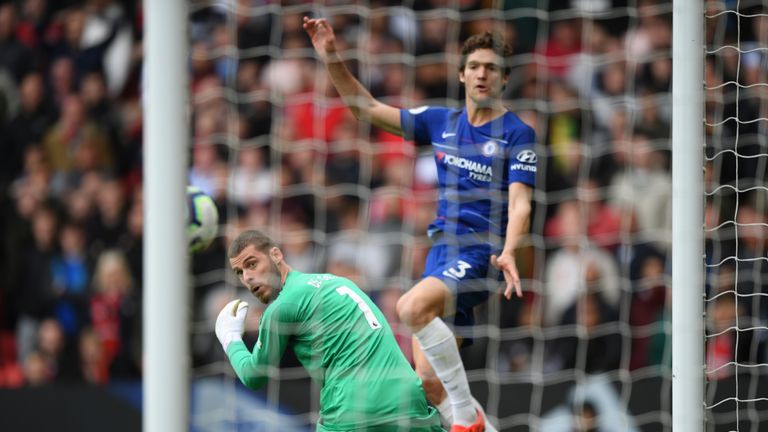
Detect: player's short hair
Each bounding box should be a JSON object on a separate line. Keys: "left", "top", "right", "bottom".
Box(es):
{"left": 228, "top": 230, "right": 278, "bottom": 258}
{"left": 459, "top": 31, "right": 512, "bottom": 76}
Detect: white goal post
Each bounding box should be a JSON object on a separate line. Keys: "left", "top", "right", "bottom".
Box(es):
{"left": 143, "top": 1, "right": 190, "bottom": 432}
{"left": 671, "top": 0, "right": 704, "bottom": 431}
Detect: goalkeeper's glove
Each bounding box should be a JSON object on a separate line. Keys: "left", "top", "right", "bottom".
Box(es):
{"left": 215, "top": 299, "right": 249, "bottom": 351}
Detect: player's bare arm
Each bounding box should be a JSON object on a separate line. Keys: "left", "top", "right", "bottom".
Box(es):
{"left": 491, "top": 182, "right": 532, "bottom": 300}
{"left": 303, "top": 16, "right": 402, "bottom": 135}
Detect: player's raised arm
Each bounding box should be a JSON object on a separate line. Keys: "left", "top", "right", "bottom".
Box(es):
{"left": 303, "top": 16, "right": 402, "bottom": 136}
{"left": 491, "top": 182, "right": 533, "bottom": 300}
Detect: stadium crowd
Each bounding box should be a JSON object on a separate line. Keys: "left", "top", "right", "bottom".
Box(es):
{"left": 0, "top": 2, "right": 765, "bottom": 427}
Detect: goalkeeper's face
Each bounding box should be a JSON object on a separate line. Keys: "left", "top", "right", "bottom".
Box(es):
{"left": 229, "top": 245, "right": 283, "bottom": 304}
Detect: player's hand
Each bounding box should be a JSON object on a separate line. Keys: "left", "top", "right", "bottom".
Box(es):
{"left": 491, "top": 252, "right": 523, "bottom": 300}
{"left": 215, "top": 299, "right": 249, "bottom": 351}
{"left": 303, "top": 16, "right": 338, "bottom": 62}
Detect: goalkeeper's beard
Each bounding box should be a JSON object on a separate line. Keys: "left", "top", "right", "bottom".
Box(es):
{"left": 258, "top": 260, "right": 283, "bottom": 304}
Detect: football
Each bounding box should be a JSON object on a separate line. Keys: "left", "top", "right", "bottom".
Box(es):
{"left": 187, "top": 186, "right": 219, "bottom": 253}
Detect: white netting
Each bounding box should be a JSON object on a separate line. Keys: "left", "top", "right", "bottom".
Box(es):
{"left": 186, "top": 1, "right": 684, "bottom": 431}
{"left": 704, "top": 1, "right": 768, "bottom": 431}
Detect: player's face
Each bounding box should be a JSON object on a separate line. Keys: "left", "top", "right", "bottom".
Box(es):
{"left": 459, "top": 48, "right": 508, "bottom": 106}
{"left": 229, "top": 245, "right": 282, "bottom": 304}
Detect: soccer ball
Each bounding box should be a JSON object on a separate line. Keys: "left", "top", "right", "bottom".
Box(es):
{"left": 187, "top": 186, "right": 219, "bottom": 253}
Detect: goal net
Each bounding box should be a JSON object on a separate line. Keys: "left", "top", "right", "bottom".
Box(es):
{"left": 704, "top": 1, "right": 768, "bottom": 431}
{"left": 182, "top": 1, "right": 724, "bottom": 431}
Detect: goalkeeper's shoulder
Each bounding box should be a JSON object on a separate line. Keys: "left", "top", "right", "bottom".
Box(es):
{"left": 295, "top": 272, "right": 356, "bottom": 290}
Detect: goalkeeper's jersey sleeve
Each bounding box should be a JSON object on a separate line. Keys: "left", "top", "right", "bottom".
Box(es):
{"left": 226, "top": 271, "right": 442, "bottom": 431}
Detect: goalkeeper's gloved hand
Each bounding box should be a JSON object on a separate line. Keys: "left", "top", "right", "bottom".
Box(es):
{"left": 215, "top": 299, "right": 249, "bottom": 351}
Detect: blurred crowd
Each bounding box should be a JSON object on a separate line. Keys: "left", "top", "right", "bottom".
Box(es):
{"left": 0, "top": 2, "right": 766, "bottom": 426}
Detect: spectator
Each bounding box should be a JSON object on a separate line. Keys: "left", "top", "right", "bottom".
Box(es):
{"left": 43, "top": 94, "right": 114, "bottom": 191}
{"left": 34, "top": 317, "right": 79, "bottom": 382}
{"left": 608, "top": 131, "right": 672, "bottom": 249}
{"left": 2, "top": 72, "right": 54, "bottom": 185}
{"left": 536, "top": 18, "right": 581, "bottom": 78}
{"left": 545, "top": 179, "right": 624, "bottom": 252}
{"left": 498, "top": 293, "right": 539, "bottom": 374}
{"left": 79, "top": 70, "right": 127, "bottom": 174}
{"left": 78, "top": 326, "right": 108, "bottom": 384}
{"left": 89, "top": 250, "right": 141, "bottom": 380}
{"left": 0, "top": 4, "right": 36, "bottom": 82}
{"left": 624, "top": 5, "right": 671, "bottom": 61}
{"left": 88, "top": 178, "right": 128, "bottom": 253}
{"left": 188, "top": 113, "right": 228, "bottom": 200}
{"left": 22, "top": 350, "right": 51, "bottom": 386}
{"left": 47, "top": 55, "right": 75, "bottom": 105}
{"left": 279, "top": 215, "right": 322, "bottom": 274}
{"left": 553, "top": 287, "right": 622, "bottom": 374}
{"left": 13, "top": 204, "right": 59, "bottom": 364}
{"left": 591, "top": 59, "right": 636, "bottom": 131}
{"left": 572, "top": 401, "right": 597, "bottom": 432}
{"left": 627, "top": 250, "right": 668, "bottom": 370}
{"left": 230, "top": 145, "right": 273, "bottom": 207}
{"left": 47, "top": 6, "right": 118, "bottom": 81}
{"left": 50, "top": 221, "right": 91, "bottom": 337}
{"left": 14, "top": 0, "right": 49, "bottom": 50}
{"left": 543, "top": 200, "right": 621, "bottom": 325}
{"left": 705, "top": 292, "right": 753, "bottom": 380}
{"left": 121, "top": 186, "right": 143, "bottom": 284}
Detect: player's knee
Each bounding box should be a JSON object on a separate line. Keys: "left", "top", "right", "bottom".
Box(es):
{"left": 396, "top": 294, "right": 436, "bottom": 328}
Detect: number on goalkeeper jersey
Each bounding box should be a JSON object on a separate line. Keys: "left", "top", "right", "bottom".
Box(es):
{"left": 335, "top": 286, "right": 382, "bottom": 330}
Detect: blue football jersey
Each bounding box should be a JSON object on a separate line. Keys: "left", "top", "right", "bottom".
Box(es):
{"left": 400, "top": 106, "right": 537, "bottom": 246}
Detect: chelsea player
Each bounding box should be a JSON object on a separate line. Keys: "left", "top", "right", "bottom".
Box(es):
{"left": 304, "top": 16, "right": 537, "bottom": 432}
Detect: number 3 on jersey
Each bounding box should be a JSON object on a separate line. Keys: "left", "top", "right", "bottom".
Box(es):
{"left": 443, "top": 260, "right": 472, "bottom": 280}
{"left": 336, "top": 286, "right": 382, "bottom": 330}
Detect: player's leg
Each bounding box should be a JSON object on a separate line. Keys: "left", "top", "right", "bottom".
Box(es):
{"left": 412, "top": 337, "right": 451, "bottom": 424}
{"left": 413, "top": 322, "right": 500, "bottom": 432}
{"left": 397, "top": 276, "right": 479, "bottom": 428}
{"left": 412, "top": 338, "right": 446, "bottom": 404}
{"left": 413, "top": 300, "right": 498, "bottom": 432}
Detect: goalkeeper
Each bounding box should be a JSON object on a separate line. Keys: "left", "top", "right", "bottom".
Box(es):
{"left": 216, "top": 229, "right": 444, "bottom": 431}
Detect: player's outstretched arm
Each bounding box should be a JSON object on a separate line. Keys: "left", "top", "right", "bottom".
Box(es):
{"left": 491, "top": 182, "right": 532, "bottom": 299}
{"left": 303, "top": 16, "right": 402, "bottom": 136}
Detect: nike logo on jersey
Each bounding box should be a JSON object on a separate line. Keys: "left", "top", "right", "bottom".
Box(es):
{"left": 441, "top": 131, "right": 457, "bottom": 139}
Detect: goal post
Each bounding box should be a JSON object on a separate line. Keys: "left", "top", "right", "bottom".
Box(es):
{"left": 143, "top": 0, "right": 190, "bottom": 431}
{"left": 671, "top": 0, "right": 705, "bottom": 430}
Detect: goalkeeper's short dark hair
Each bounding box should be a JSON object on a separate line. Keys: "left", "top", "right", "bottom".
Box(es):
{"left": 459, "top": 31, "right": 513, "bottom": 77}
{"left": 228, "top": 230, "right": 279, "bottom": 258}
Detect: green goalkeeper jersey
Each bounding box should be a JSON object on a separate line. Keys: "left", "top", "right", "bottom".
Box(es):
{"left": 226, "top": 271, "right": 443, "bottom": 431}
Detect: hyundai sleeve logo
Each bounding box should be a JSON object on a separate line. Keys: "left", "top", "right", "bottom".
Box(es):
{"left": 516, "top": 149, "right": 537, "bottom": 163}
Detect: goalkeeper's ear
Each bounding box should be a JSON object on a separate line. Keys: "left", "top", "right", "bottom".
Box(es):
{"left": 269, "top": 247, "right": 283, "bottom": 265}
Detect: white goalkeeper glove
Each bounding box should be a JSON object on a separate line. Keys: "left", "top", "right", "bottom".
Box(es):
{"left": 215, "top": 299, "right": 249, "bottom": 351}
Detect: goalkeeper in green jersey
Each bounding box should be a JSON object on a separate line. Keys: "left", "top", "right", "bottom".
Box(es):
{"left": 216, "top": 229, "right": 444, "bottom": 432}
